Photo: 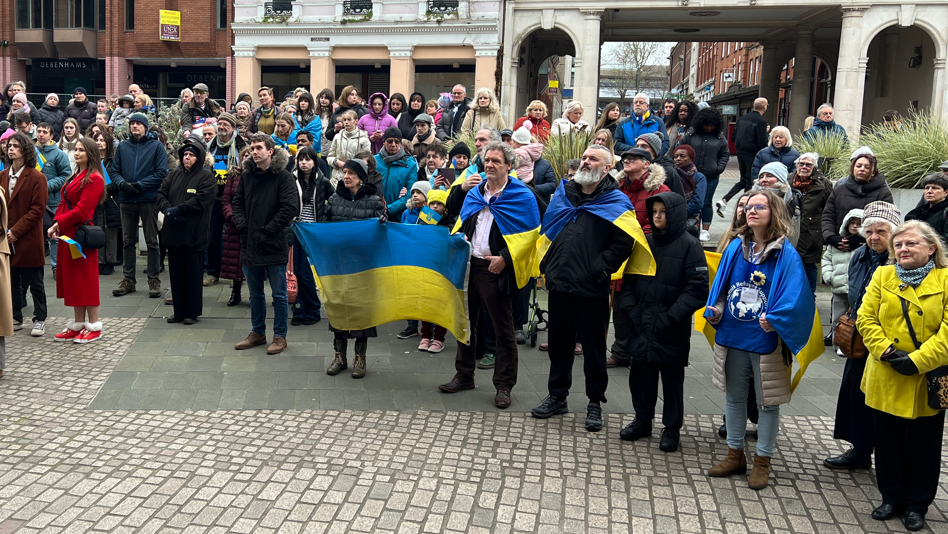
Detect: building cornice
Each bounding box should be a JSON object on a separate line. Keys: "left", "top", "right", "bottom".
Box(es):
{"left": 232, "top": 23, "right": 498, "bottom": 36}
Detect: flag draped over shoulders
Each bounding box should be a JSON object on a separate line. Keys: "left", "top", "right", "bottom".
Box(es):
{"left": 453, "top": 174, "right": 540, "bottom": 289}
{"left": 537, "top": 180, "right": 655, "bottom": 278}
{"left": 699, "top": 238, "right": 823, "bottom": 391}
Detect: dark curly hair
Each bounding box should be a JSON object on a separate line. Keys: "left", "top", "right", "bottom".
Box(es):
{"left": 691, "top": 107, "right": 725, "bottom": 137}
{"left": 666, "top": 100, "right": 698, "bottom": 129}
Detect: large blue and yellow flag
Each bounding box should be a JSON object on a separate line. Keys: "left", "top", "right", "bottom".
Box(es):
{"left": 697, "top": 241, "right": 824, "bottom": 392}
{"left": 537, "top": 180, "right": 655, "bottom": 278}
{"left": 453, "top": 174, "right": 541, "bottom": 289}
{"left": 295, "top": 220, "right": 472, "bottom": 343}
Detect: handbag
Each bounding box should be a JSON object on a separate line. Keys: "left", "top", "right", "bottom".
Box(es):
{"left": 833, "top": 308, "right": 866, "bottom": 359}
{"left": 899, "top": 297, "right": 948, "bottom": 410}
{"left": 62, "top": 177, "right": 106, "bottom": 250}
{"left": 286, "top": 247, "right": 298, "bottom": 304}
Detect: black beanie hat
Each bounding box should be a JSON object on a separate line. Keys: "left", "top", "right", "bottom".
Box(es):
{"left": 382, "top": 126, "right": 402, "bottom": 142}
{"left": 343, "top": 158, "right": 369, "bottom": 183}
{"left": 449, "top": 142, "right": 471, "bottom": 159}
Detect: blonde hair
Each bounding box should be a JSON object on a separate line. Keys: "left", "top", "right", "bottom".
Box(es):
{"left": 562, "top": 100, "right": 584, "bottom": 118}
{"left": 473, "top": 87, "right": 499, "bottom": 113}
{"left": 340, "top": 109, "right": 358, "bottom": 122}
{"left": 890, "top": 220, "right": 948, "bottom": 268}
{"left": 803, "top": 116, "right": 815, "bottom": 132}
{"left": 135, "top": 94, "right": 152, "bottom": 108}
{"left": 525, "top": 100, "right": 548, "bottom": 116}
{"left": 769, "top": 125, "right": 793, "bottom": 148}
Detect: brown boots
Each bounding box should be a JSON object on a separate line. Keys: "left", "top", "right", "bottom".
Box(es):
{"left": 709, "top": 448, "right": 772, "bottom": 490}
{"left": 327, "top": 338, "right": 348, "bottom": 375}
{"left": 352, "top": 338, "right": 367, "bottom": 379}
{"left": 748, "top": 454, "right": 771, "bottom": 490}
{"left": 709, "top": 447, "right": 747, "bottom": 477}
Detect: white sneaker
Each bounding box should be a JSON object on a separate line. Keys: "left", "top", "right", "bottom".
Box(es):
{"left": 836, "top": 348, "right": 844, "bottom": 357}
{"left": 699, "top": 229, "right": 711, "bottom": 242}
{"left": 31, "top": 321, "right": 45, "bottom": 337}
{"left": 715, "top": 199, "right": 727, "bottom": 218}
{"left": 13, "top": 321, "right": 23, "bottom": 332}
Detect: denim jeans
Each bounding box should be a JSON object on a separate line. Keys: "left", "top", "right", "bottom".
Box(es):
{"left": 725, "top": 348, "right": 780, "bottom": 457}
{"left": 803, "top": 262, "right": 818, "bottom": 296}
{"left": 48, "top": 238, "right": 58, "bottom": 268}
{"left": 701, "top": 176, "right": 719, "bottom": 225}
{"left": 243, "top": 264, "right": 288, "bottom": 338}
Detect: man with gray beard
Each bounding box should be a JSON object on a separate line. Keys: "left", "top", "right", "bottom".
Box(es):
{"left": 531, "top": 145, "right": 636, "bottom": 432}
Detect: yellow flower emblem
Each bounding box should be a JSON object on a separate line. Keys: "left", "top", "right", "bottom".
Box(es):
{"left": 751, "top": 271, "right": 766, "bottom": 287}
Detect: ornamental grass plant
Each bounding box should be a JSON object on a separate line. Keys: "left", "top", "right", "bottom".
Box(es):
{"left": 860, "top": 108, "right": 948, "bottom": 188}
{"left": 795, "top": 130, "right": 850, "bottom": 180}
{"left": 541, "top": 129, "right": 596, "bottom": 180}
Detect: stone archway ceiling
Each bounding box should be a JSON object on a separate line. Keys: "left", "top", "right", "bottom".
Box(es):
{"left": 526, "top": 28, "right": 577, "bottom": 58}
{"left": 601, "top": 6, "right": 842, "bottom": 42}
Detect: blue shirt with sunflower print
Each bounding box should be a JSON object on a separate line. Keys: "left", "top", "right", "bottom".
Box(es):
{"left": 716, "top": 251, "right": 779, "bottom": 354}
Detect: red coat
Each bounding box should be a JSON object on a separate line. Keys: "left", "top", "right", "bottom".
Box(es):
{"left": 0, "top": 166, "right": 48, "bottom": 268}
{"left": 54, "top": 170, "right": 104, "bottom": 307}
{"left": 514, "top": 116, "right": 551, "bottom": 141}
{"left": 617, "top": 165, "right": 669, "bottom": 235}
{"left": 220, "top": 169, "right": 244, "bottom": 281}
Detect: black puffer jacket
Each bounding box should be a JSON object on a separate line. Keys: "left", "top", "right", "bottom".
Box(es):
{"left": 793, "top": 170, "right": 833, "bottom": 263}
{"left": 65, "top": 99, "right": 98, "bottom": 133}
{"left": 539, "top": 177, "right": 636, "bottom": 300}
{"left": 906, "top": 197, "right": 948, "bottom": 246}
{"left": 37, "top": 103, "right": 65, "bottom": 140}
{"left": 653, "top": 154, "right": 685, "bottom": 198}
{"left": 232, "top": 147, "right": 301, "bottom": 266}
{"left": 821, "top": 173, "right": 893, "bottom": 248}
{"left": 397, "top": 91, "right": 426, "bottom": 140}
{"left": 156, "top": 137, "right": 217, "bottom": 249}
{"left": 323, "top": 180, "right": 385, "bottom": 222}
{"left": 618, "top": 191, "right": 709, "bottom": 366}
{"left": 295, "top": 167, "right": 334, "bottom": 222}
{"left": 325, "top": 103, "right": 368, "bottom": 142}
{"left": 95, "top": 158, "right": 121, "bottom": 232}
{"left": 681, "top": 108, "right": 729, "bottom": 181}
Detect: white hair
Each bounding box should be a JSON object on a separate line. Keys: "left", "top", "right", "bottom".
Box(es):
{"left": 180, "top": 88, "right": 193, "bottom": 98}
{"left": 817, "top": 103, "right": 834, "bottom": 115}
{"left": 796, "top": 152, "right": 819, "bottom": 165}
{"left": 769, "top": 126, "right": 793, "bottom": 148}
{"left": 858, "top": 217, "right": 898, "bottom": 237}
{"left": 563, "top": 100, "right": 584, "bottom": 117}
{"left": 633, "top": 93, "right": 650, "bottom": 105}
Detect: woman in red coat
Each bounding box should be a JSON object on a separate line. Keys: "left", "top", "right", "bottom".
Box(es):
{"left": 512, "top": 100, "right": 551, "bottom": 141}
{"left": 48, "top": 137, "right": 106, "bottom": 343}
{"left": 220, "top": 146, "right": 249, "bottom": 306}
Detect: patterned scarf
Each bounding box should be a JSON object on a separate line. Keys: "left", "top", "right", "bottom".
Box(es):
{"left": 895, "top": 259, "right": 935, "bottom": 287}
{"left": 792, "top": 174, "right": 814, "bottom": 193}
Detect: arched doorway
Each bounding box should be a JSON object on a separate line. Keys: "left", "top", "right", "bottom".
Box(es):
{"left": 862, "top": 25, "right": 936, "bottom": 125}
{"left": 509, "top": 28, "right": 577, "bottom": 124}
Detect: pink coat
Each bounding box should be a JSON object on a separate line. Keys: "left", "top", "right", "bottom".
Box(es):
{"left": 514, "top": 143, "right": 544, "bottom": 184}
{"left": 357, "top": 92, "right": 399, "bottom": 154}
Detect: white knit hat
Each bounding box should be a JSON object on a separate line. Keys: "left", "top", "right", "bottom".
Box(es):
{"left": 511, "top": 127, "right": 532, "bottom": 145}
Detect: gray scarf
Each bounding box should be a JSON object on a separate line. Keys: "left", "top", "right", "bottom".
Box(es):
{"left": 382, "top": 147, "right": 407, "bottom": 165}
{"left": 895, "top": 259, "right": 935, "bottom": 288}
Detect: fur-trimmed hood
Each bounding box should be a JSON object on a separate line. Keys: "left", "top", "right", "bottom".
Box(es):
{"left": 241, "top": 144, "right": 289, "bottom": 174}
{"left": 617, "top": 163, "right": 666, "bottom": 192}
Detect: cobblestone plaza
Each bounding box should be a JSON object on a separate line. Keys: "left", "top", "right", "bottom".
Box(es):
{"left": 2, "top": 175, "right": 946, "bottom": 533}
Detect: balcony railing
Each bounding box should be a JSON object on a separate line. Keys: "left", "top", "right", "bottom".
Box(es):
{"left": 427, "top": 0, "right": 458, "bottom": 14}
{"left": 264, "top": 1, "right": 293, "bottom": 16}
{"left": 343, "top": 0, "right": 373, "bottom": 15}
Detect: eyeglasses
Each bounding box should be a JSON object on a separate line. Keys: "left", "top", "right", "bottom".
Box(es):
{"left": 743, "top": 204, "right": 770, "bottom": 213}
{"left": 622, "top": 157, "right": 644, "bottom": 164}
{"left": 452, "top": 91, "right": 464, "bottom": 95}
{"left": 797, "top": 162, "right": 814, "bottom": 168}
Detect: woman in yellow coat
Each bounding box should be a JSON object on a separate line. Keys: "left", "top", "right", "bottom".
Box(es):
{"left": 856, "top": 219, "right": 948, "bottom": 532}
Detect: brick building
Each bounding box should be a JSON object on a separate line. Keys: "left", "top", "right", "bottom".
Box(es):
{"left": 6, "top": 0, "right": 233, "bottom": 101}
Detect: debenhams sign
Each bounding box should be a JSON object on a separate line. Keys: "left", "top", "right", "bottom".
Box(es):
{"left": 36, "top": 60, "right": 100, "bottom": 71}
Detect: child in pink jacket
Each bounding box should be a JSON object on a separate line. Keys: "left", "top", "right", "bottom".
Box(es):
{"left": 510, "top": 126, "right": 544, "bottom": 184}
{"left": 357, "top": 92, "right": 398, "bottom": 154}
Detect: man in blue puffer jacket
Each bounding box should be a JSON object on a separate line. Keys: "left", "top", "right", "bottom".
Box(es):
{"left": 108, "top": 113, "right": 168, "bottom": 298}
{"left": 614, "top": 93, "right": 669, "bottom": 156}
{"left": 374, "top": 127, "right": 418, "bottom": 221}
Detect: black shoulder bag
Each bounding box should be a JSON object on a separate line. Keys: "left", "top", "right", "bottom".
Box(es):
{"left": 900, "top": 297, "right": 948, "bottom": 410}
{"left": 62, "top": 177, "right": 106, "bottom": 250}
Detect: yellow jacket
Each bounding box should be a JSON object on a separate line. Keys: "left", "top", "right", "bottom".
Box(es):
{"left": 857, "top": 265, "right": 948, "bottom": 419}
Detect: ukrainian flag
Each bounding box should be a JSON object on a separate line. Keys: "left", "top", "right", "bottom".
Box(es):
{"left": 58, "top": 236, "right": 86, "bottom": 259}
{"left": 416, "top": 205, "right": 442, "bottom": 225}
{"left": 294, "top": 220, "right": 473, "bottom": 344}
{"left": 452, "top": 174, "right": 541, "bottom": 289}
{"left": 697, "top": 241, "right": 824, "bottom": 392}
{"left": 537, "top": 180, "right": 655, "bottom": 279}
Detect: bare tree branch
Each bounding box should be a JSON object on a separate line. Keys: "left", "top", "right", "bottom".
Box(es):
{"left": 604, "top": 42, "right": 661, "bottom": 108}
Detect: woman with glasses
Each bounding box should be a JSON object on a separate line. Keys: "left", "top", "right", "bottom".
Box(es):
{"left": 789, "top": 152, "right": 833, "bottom": 294}
{"left": 705, "top": 189, "right": 813, "bottom": 491}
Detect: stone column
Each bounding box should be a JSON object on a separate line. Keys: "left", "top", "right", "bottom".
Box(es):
{"left": 233, "top": 46, "right": 261, "bottom": 103}
{"left": 787, "top": 31, "right": 814, "bottom": 137}
{"left": 833, "top": 7, "right": 869, "bottom": 139}
{"left": 474, "top": 44, "right": 499, "bottom": 94}
{"left": 758, "top": 42, "right": 781, "bottom": 127}
{"left": 933, "top": 57, "right": 947, "bottom": 124}
{"left": 309, "top": 44, "right": 335, "bottom": 94}
{"left": 388, "top": 45, "right": 415, "bottom": 96}
{"left": 575, "top": 10, "right": 604, "bottom": 123}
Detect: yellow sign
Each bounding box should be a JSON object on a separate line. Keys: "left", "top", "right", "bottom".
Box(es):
{"left": 549, "top": 80, "right": 559, "bottom": 88}
{"left": 159, "top": 10, "right": 181, "bottom": 41}
{"left": 548, "top": 79, "right": 559, "bottom": 95}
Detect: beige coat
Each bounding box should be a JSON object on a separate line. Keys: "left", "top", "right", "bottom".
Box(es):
{"left": 0, "top": 189, "right": 12, "bottom": 337}
{"left": 709, "top": 236, "right": 793, "bottom": 406}
{"left": 460, "top": 107, "right": 506, "bottom": 136}
{"left": 326, "top": 128, "right": 370, "bottom": 188}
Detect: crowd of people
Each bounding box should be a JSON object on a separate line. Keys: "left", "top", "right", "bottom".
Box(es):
{"left": 0, "top": 79, "right": 947, "bottom": 531}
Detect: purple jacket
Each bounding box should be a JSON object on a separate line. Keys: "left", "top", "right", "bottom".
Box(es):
{"left": 357, "top": 92, "right": 399, "bottom": 154}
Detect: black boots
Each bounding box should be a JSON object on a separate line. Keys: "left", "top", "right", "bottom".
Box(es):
{"left": 227, "top": 280, "right": 242, "bottom": 307}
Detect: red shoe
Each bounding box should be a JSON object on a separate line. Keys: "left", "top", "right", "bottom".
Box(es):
{"left": 539, "top": 342, "right": 549, "bottom": 351}
{"left": 75, "top": 322, "right": 103, "bottom": 344}
{"left": 574, "top": 343, "right": 583, "bottom": 355}
{"left": 54, "top": 322, "right": 84, "bottom": 342}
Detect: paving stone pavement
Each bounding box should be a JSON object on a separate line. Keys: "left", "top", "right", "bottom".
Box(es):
{"left": 4, "top": 168, "right": 947, "bottom": 532}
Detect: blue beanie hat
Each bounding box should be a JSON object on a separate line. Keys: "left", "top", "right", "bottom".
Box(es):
{"left": 128, "top": 112, "right": 149, "bottom": 128}
{"left": 758, "top": 161, "right": 788, "bottom": 183}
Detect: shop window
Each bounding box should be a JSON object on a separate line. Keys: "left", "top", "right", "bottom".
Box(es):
{"left": 17, "top": 0, "right": 52, "bottom": 29}
{"left": 218, "top": 0, "right": 227, "bottom": 29}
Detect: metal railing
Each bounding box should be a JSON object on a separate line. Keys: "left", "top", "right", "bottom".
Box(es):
{"left": 427, "top": 0, "right": 459, "bottom": 14}
{"left": 265, "top": 0, "right": 294, "bottom": 17}
{"left": 343, "top": 0, "right": 373, "bottom": 15}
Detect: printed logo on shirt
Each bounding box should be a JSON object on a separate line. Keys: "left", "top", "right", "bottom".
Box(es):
{"left": 726, "top": 281, "right": 767, "bottom": 321}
